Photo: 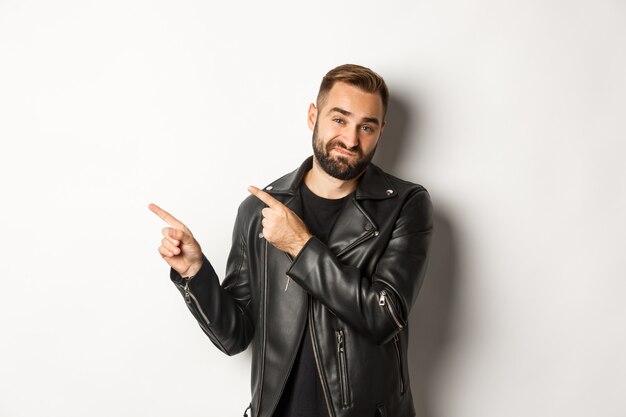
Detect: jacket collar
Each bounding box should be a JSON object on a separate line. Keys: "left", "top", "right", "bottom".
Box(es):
{"left": 264, "top": 156, "right": 397, "bottom": 200}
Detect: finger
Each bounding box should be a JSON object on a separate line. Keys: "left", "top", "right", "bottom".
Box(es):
{"left": 161, "top": 237, "right": 181, "bottom": 255}
{"left": 162, "top": 227, "right": 182, "bottom": 241}
{"left": 162, "top": 232, "right": 180, "bottom": 247}
{"left": 148, "top": 203, "right": 187, "bottom": 229}
{"left": 161, "top": 228, "right": 180, "bottom": 245}
{"left": 158, "top": 245, "right": 174, "bottom": 258}
{"left": 248, "top": 186, "right": 282, "bottom": 209}
{"left": 261, "top": 207, "right": 272, "bottom": 218}
{"left": 162, "top": 227, "right": 194, "bottom": 245}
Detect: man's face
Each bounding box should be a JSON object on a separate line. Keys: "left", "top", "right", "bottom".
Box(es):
{"left": 308, "top": 82, "right": 385, "bottom": 181}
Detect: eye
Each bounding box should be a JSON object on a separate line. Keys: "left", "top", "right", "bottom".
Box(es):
{"left": 333, "top": 118, "right": 345, "bottom": 124}
{"left": 361, "top": 125, "right": 374, "bottom": 133}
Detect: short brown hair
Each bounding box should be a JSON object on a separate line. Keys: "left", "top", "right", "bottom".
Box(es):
{"left": 317, "top": 64, "right": 389, "bottom": 117}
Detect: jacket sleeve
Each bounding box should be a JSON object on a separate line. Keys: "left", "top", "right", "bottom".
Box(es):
{"left": 286, "top": 188, "right": 433, "bottom": 345}
{"left": 170, "top": 206, "right": 254, "bottom": 356}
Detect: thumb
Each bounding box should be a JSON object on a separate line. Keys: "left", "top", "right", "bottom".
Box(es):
{"left": 165, "top": 227, "right": 194, "bottom": 244}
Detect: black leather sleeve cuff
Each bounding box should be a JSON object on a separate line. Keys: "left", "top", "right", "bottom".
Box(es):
{"left": 170, "top": 256, "right": 219, "bottom": 296}
{"left": 288, "top": 235, "right": 317, "bottom": 268}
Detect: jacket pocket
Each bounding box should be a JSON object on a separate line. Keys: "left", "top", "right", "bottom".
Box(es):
{"left": 393, "top": 334, "right": 405, "bottom": 395}
{"left": 379, "top": 289, "right": 405, "bottom": 330}
{"left": 336, "top": 329, "right": 351, "bottom": 407}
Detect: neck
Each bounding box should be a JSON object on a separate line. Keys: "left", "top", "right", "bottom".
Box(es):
{"left": 303, "top": 157, "right": 362, "bottom": 199}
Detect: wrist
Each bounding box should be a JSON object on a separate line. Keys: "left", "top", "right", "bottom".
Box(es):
{"left": 183, "top": 259, "right": 203, "bottom": 278}
{"left": 289, "top": 233, "right": 312, "bottom": 258}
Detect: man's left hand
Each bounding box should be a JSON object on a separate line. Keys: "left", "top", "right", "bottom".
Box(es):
{"left": 248, "top": 186, "right": 312, "bottom": 257}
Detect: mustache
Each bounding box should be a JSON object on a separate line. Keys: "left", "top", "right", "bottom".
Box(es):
{"left": 326, "top": 138, "right": 361, "bottom": 155}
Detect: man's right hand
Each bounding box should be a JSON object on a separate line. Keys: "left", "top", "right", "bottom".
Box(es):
{"left": 148, "top": 203, "right": 203, "bottom": 277}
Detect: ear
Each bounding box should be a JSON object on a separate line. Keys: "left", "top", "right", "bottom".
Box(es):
{"left": 379, "top": 120, "right": 386, "bottom": 139}
{"left": 307, "top": 103, "right": 317, "bottom": 131}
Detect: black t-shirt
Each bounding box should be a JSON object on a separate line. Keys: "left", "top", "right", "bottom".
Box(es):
{"left": 272, "top": 183, "right": 352, "bottom": 417}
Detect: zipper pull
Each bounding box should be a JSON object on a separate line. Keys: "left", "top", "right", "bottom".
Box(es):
{"left": 184, "top": 279, "right": 191, "bottom": 304}
{"left": 336, "top": 330, "right": 344, "bottom": 352}
{"left": 379, "top": 290, "right": 387, "bottom": 306}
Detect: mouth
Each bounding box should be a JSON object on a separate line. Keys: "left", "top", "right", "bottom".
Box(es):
{"left": 330, "top": 146, "right": 357, "bottom": 157}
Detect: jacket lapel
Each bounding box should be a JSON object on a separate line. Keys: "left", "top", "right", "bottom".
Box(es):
{"left": 265, "top": 157, "right": 398, "bottom": 256}
{"left": 327, "top": 162, "right": 398, "bottom": 255}
{"left": 326, "top": 198, "right": 376, "bottom": 256}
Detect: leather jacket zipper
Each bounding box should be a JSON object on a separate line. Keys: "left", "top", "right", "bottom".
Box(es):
{"left": 379, "top": 290, "right": 404, "bottom": 330}
{"left": 256, "top": 240, "right": 269, "bottom": 415}
{"left": 180, "top": 279, "right": 227, "bottom": 353}
{"left": 337, "top": 229, "right": 378, "bottom": 257}
{"left": 336, "top": 329, "right": 350, "bottom": 407}
{"left": 336, "top": 199, "right": 379, "bottom": 257}
{"left": 309, "top": 300, "right": 336, "bottom": 417}
{"left": 183, "top": 279, "right": 191, "bottom": 304}
{"left": 393, "top": 334, "right": 405, "bottom": 394}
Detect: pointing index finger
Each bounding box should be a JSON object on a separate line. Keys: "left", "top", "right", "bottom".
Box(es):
{"left": 248, "top": 186, "right": 282, "bottom": 208}
{"left": 148, "top": 203, "right": 186, "bottom": 229}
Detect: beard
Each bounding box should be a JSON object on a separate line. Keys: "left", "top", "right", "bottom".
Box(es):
{"left": 312, "top": 122, "right": 377, "bottom": 181}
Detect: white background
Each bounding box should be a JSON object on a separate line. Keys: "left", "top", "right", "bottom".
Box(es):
{"left": 1, "top": 1, "right": 625, "bottom": 416}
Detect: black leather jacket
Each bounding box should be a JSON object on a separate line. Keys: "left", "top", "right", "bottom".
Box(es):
{"left": 171, "top": 157, "right": 433, "bottom": 417}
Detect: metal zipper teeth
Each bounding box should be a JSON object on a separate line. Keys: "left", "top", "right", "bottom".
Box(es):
{"left": 183, "top": 280, "right": 191, "bottom": 303}
{"left": 185, "top": 289, "right": 228, "bottom": 354}
{"left": 393, "top": 335, "right": 405, "bottom": 394}
{"left": 336, "top": 329, "right": 349, "bottom": 407}
{"left": 256, "top": 240, "right": 269, "bottom": 415}
{"left": 336, "top": 198, "right": 380, "bottom": 257}
{"left": 309, "top": 301, "right": 336, "bottom": 417}
{"left": 379, "top": 290, "right": 404, "bottom": 330}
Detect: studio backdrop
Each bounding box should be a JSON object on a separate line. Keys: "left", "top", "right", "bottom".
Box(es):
{"left": 1, "top": 1, "right": 624, "bottom": 416}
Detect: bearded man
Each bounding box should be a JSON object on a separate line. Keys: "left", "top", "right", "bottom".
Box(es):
{"left": 150, "top": 64, "right": 433, "bottom": 417}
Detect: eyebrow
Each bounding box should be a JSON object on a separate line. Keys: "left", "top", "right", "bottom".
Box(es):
{"left": 327, "top": 107, "right": 380, "bottom": 126}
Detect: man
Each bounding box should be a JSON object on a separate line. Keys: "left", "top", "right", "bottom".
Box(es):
{"left": 149, "top": 64, "right": 433, "bottom": 417}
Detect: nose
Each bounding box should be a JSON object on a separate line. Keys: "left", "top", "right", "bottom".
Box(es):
{"left": 343, "top": 127, "right": 360, "bottom": 149}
